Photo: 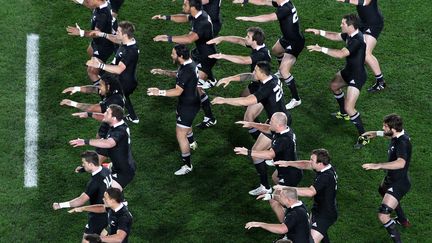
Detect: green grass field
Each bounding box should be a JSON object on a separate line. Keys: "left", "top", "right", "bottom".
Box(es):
{"left": 1, "top": 0, "right": 431, "bottom": 242}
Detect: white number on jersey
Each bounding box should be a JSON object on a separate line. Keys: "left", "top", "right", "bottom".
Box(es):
{"left": 292, "top": 7, "right": 299, "bottom": 23}
{"left": 103, "top": 174, "right": 113, "bottom": 188}
{"left": 273, "top": 79, "right": 284, "bottom": 102}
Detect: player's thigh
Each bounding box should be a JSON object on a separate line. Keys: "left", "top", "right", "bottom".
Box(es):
{"left": 345, "top": 86, "right": 361, "bottom": 110}
{"left": 382, "top": 193, "right": 400, "bottom": 209}
{"left": 311, "top": 229, "right": 324, "bottom": 243}
{"left": 252, "top": 133, "right": 272, "bottom": 150}
{"left": 364, "top": 34, "right": 378, "bottom": 54}
{"left": 271, "top": 40, "right": 285, "bottom": 56}
{"left": 244, "top": 103, "right": 264, "bottom": 121}
{"left": 330, "top": 72, "right": 347, "bottom": 90}
{"left": 280, "top": 53, "right": 297, "bottom": 71}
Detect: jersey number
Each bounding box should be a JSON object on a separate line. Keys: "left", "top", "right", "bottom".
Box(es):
{"left": 273, "top": 79, "right": 284, "bottom": 102}
{"left": 103, "top": 174, "right": 113, "bottom": 188}
{"left": 292, "top": 7, "right": 298, "bottom": 23}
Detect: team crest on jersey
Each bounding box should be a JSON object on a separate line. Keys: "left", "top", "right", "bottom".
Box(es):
{"left": 350, "top": 80, "right": 355, "bottom": 84}
{"left": 388, "top": 187, "right": 394, "bottom": 192}
{"left": 94, "top": 50, "right": 100, "bottom": 55}
{"left": 286, "top": 45, "right": 292, "bottom": 50}
{"left": 312, "top": 222, "right": 317, "bottom": 227}
{"left": 366, "top": 29, "right": 372, "bottom": 33}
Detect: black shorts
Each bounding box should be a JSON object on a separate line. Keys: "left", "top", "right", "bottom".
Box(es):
{"left": 121, "top": 81, "right": 138, "bottom": 96}
{"left": 91, "top": 42, "right": 114, "bottom": 63}
{"left": 112, "top": 170, "right": 135, "bottom": 189}
{"left": 191, "top": 49, "right": 217, "bottom": 81}
{"left": 340, "top": 69, "right": 366, "bottom": 90}
{"left": 247, "top": 81, "right": 261, "bottom": 94}
{"left": 176, "top": 104, "right": 200, "bottom": 128}
{"left": 84, "top": 213, "right": 107, "bottom": 234}
{"left": 213, "top": 21, "right": 222, "bottom": 37}
{"left": 310, "top": 213, "right": 337, "bottom": 240}
{"left": 278, "top": 37, "right": 305, "bottom": 58}
{"left": 277, "top": 170, "right": 303, "bottom": 187}
{"left": 381, "top": 181, "right": 411, "bottom": 202}
{"left": 96, "top": 147, "right": 109, "bottom": 157}
{"left": 360, "top": 24, "right": 384, "bottom": 40}
{"left": 110, "top": 0, "right": 124, "bottom": 13}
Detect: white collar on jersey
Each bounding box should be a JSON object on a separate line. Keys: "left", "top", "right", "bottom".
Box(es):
{"left": 280, "top": 0, "right": 290, "bottom": 6}
{"left": 92, "top": 166, "right": 103, "bottom": 176}
{"left": 124, "top": 38, "right": 136, "bottom": 46}
{"left": 261, "top": 75, "right": 273, "bottom": 84}
{"left": 182, "top": 59, "right": 193, "bottom": 66}
{"left": 98, "top": 1, "right": 109, "bottom": 9}
{"left": 193, "top": 11, "right": 203, "bottom": 19}
{"left": 113, "top": 203, "right": 124, "bottom": 212}
{"left": 255, "top": 44, "right": 266, "bottom": 51}
{"left": 395, "top": 130, "right": 405, "bottom": 138}
{"left": 113, "top": 119, "right": 125, "bottom": 128}
{"left": 289, "top": 201, "right": 303, "bottom": 209}
{"left": 349, "top": 29, "right": 359, "bottom": 37}
{"left": 320, "top": 164, "right": 332, "bottom": 172}
{"left": 279, "top": 127, "right": 290, "bottom": 134}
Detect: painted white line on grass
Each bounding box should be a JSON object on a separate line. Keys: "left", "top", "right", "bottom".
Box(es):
{"left": 24, "top": 33, "right": 40, "bottom": 188}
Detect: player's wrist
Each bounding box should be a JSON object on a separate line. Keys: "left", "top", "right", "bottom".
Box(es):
{"left": 376, "top": 131, "right": 384, "bottom": 137}
{"left": 159, "top": 90, "right": 167, "bottom": 96}
{"left": 247, "top": 149, "right": 252, "bottom": 157}
{"left": 87, "top": 112, "right": 93, "bottom": 118}
{"left": 167, "top": 35, "right": 173, "bottom": 43}
{"left": 84, "top": 139, "right": 90, "bottom": 145}
{"left": 70, "top": 101, "right": 78, "bottom": 107}
{"left": 319, "top": 30, "right": 326, "bottom": 37}
{"left": 98, "top": 63, "right": 105, "bottom": 70}
{"left": 76, "top": 0, "right": 84, "bottom": 4}
{"left": 321, "top": 47, "right": 329, "bottom": 54}
{"left": 79, "top": 29, "right": 85, "bottom": 37}
{"left": 59, "top": 202, "right": 71, "bottom": 208}
{"left": 165, "top": 15, "right": 171, "bottom": 21}
{"left": 73, "top": 86, "right": 81, "bottom": 93}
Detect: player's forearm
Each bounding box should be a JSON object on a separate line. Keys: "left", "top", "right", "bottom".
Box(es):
{"left": 220, "top": 36, "right": 246, "bottom": 46}
{"left": 377, "top": 158, "right": 406, "bottom": 170}
{"left": 88, "top": 112, "right": 105, "bottom": 121}
{"left": 284, "top": 160, "right": 313, "bottom": 170}
{"left": 244, "top": 14, "right": 275, "bottom": 23}
{"left": 161, "top": 70, "right": 178, "bottom": 78}
{"left": 102, "top": 64, "right": 125, "bottom": 75}
{"left": 295, "top": 187, "right": 316, "bottom": 197}
{"left": 246, "top": 0, "right": 274, "bottom": 6}
{"left": 170, "top": 14, "right": 190, "bottom": 23}
{"left": 249, "top": 122, "right": 271, "bottom": 133}
{"left": 76, "top": 103, "right": 101, "bottom": 112}
{"left": 100, "top": 233, "right": 126, "bottom": 243}
{"left": 172, "top": 35, "right": 194, "bottom": 44}
{"left": 224, "top": 97, "right": 255, "bottom": 107}
{"left": 105, "top": 34, "right": 122, "bottom": 44}
{"left": 259, "top": 223, "right": 287, "bottom": 234}
{"left": 321, "top": 31, "right": 343, "bottom": 41}
{"left": 220, "top": 54, "right": 252, "bottom": 65}
{"left": 89, "top": 138, "right": 116, "bottom": 148}
{"left": 344, "top": 0, "right": 371, "bottom": 6}
{"left": 251, "top": 150, "right": 274, "bottom": 160}
{"left": 239, "top": 73, "right": 254, "bottom": 81}
{"left": 79, "top": 85, "right": 99, "bottom": 94}
{"left": 79, "top": 204, "right": 106, "bottom": 213}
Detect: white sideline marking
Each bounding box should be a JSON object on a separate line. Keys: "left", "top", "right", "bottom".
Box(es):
{"left": 24, "top": 34, "right": 40, "bottom": 188}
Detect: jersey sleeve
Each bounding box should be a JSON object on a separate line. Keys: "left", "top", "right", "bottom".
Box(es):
{"left": 283, "top": 210, "right": 298, "bottom": 231}
{"left": 109, "top": 128, "right": 124, "bottom": 144}
{"left": 313, "top": 173, "right": 329, "bottom": 193}
{"left": 117, "top": 214, "right": 132, "bottom": 232}
{"left": 341, "top": 33, "right": 348, "bottom": 42}
{"left": 395, "top": 139, "right": 409, "bottom": 162}
{"left": 346, "top": 38, "right": 362, "bottom": 55}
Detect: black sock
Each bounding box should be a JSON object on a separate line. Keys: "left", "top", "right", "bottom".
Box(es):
{"left": 383, "top": 219, "right": 401, "bottom": 243}
{"left": 350, "top": 112, "right": 366, "bottom": 135}
{"left": 375, "top": 73, "right": 385, "bottom": 84}
{"left": 187, "top": 132, "right": 195, "bottom": 144}
{"left": 181, "top": 153, "right": 191, "bottom": 167}
{"left": 254, "top": 161, "right": 269, "bottom": 189}
{"left": 283, "top": 75, "right": 300, "bottom": 100}
{"left": 395, "top": 204, "right": 407, "bottom": 222}
{"left": 200, "top": 94, "right": 214, "bottom": 120}
{"left": 334, "top": 92, "right": 346, "bottom": 114}
{"left": 125, "top": 95, "right": 137, "bottom": 119}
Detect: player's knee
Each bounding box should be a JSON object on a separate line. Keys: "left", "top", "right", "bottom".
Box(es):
{"left": 378, "top": 203, "right": 393, "bottom": 215}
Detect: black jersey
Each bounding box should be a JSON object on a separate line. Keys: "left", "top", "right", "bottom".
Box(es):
{"left": 106, "top": 121, "right": 136, "bottom": 175}
{"left": 203, "top": 0, "right": 221, "bottom": 25}
{"left": 85, "top": 167, "right": 112, "bottom": 205}
{"left": 112, "top": 40, "right": 139, "bottom": 86}
{"left": 312, "top": 165, "right": 338, "bottom": 219}
{"left": 253, "top": 75, "right": 288, "bottom": 119}
{"left": 189, "top": 11, "right": 217, "bottom": 57}
{"left": 107, "top": 205, "right": 133, "bottom": 243}
{"left": 249, "top": 45, "right": 272, "bottom": 72}
{"left": 284, "top": 202, "right": 312, "bottom": 243}
{"left": 91, "top": 2, "right": 114, "bottom": 49}
{"left": 341, "top": 31, "right": 366, "bottom": 77}
{"left": 176, "top": 59, "right": 200, "bottom": 107}
{"left": 385, "top": 131, "right": 412, "bottom": 185}
{"left": 357, "top": 0, "right": 383, "bottom": 26}
{"left": 275, "top": 1, "right": 304, "bottom": 43}
{"left": 272, "top": 128, "right": 302, "bottom": 179}
{"left": 100, "top": 92, "right": 125, "bottom": 113}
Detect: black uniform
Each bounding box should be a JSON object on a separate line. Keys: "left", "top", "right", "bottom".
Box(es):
{"left": 189, "top": 11, "right": 217, "bottom": 80}
{"left": 112, "top": 40, "right": 139, "bottom": 96}
{"left": 247, "top": 44, "right": 272, "bottom": 94}
{"left": 91, "top": 2, "right": 115, "bottom": 62}
{"left": 284, "top": 202, "right": 313, "bottom": 243}
{"left": 311, "top": 165, "right": 338, "bottom": 241}
{"left": 380, "top": 131, "right": 412, "bottom": 201}
{"left": 357, "top": 0, "right": 384, "bottom": 39}
{"left": 274, "top": 1, "right": 305, "bottom": 57}
{"left": 105, "top": 121, "right": 136, "bottom": 188}
{"left": 109, "top": 0, "right": 125, "bottom": 14}
{"left": 176, "top": 59, "right": 201, "bottom": 128}
{"left": 272, "top": 128, "right": 302, "bottom": 186}
{"left": 203, "top": 0, "right": 222, "bottom": 36}
{"left": 340, "top": 31, "right": 367, "bottom": 90}
{"left": 107, "top": 204, "right": 133, "bottom": 243}
{"left": 253, "top": 75, "right": 291, "bottom": 125}
{"left": 84, "top": 167, "right": 112, "bottom": 234}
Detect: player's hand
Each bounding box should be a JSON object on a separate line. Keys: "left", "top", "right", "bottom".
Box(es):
{"left": 72, "top": 112, "right": 89, "bottom": 118}
{"left": 307, "top": 44, "right": 322, "bottom": 52}
{"left": 232, "top": 0, "right": 244, "bottom": 4}
{"left": 362, "top": 163, "right": 381, "bottom": 170}
{"left": 235, "top": 121, "right": 252, "bottom": 128}
{"left": 52, "top": 202, "right": 61, "bottom": 210}
{"left": 62, "top": 87, "right": 80, "bottom": 95}
{"left": 211, "top": 97, "right": 225, "bottom": 105}
{"left": 147, "top": 87, "right": 160, "bottom": 96}
{"left": 68, "top": 207, "right": 83, "bottom": 213}
{"left": 305, "top": 28, "right": 320, "bottom": 35}
{"left": 207, "top": 37, "right": 222, "bottom": 45}
{"left": 208, "top": 53, "right": 224, "bottom": 59}
{"left": 150, "top": 69, "right": 165, "bottom": 75}
{"left": 362, "top": 131, "right": 377, "bottom": 139}
{"left": 153, "top": 35, "right": 168, "bottom": 42}
{"left": 235, "top": 16, "right": 250, "bottom": 21}
{"left": 151, "top": 15, "right": 167, "bottom": 20}
{"left": 216, "top": 77, "right": 233, "bottom": 88}
{"left": 86, "top": 57, "right": 102, "bottom": 69}
{"left": 66, "top": 23, "right": 84, "bottom": 36}
{"left": 69, "top": 138, "right": 85, "bottom": 147}
{"left": 60, "top": 99, "right": 73, "bottom": 106}
{"left": 74, "top": 166, "right": 84, "bottom": 173}
{"left": 273, "top": 160, "right": 291, "bottom": 167}
{"left": 336, "top": 0, "right": 345, "bottom": 2}
{"left": 233, "top": 147, "right": 248, "bottom": 155}
{"left": 245, "top": 222, "right": 262, "bottom": 229}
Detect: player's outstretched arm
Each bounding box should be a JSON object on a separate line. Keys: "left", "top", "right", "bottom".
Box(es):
{"left": 68, "top": 204, "right": 106, "bottom": 214}
{"left": 233, "top": 0, "right": 273, "bottom": 6}
{"left": 307, "top": 44, "right": 350, "bottom": 59}
{"left": 236, "top": 13, "right": 277, "bottom": 23}
{"left": 72, "top": 112, "right": 104, "bottom": 121}
{"left": 150, "top": 69, "right": 177, "bottom": 78}
{"left": 274, "top": 160, "right": 313, "bottom": 170}
{"left": 153, "top": 32, "right": 198, "bottom": 45}
{"left": 62, "top": 85, "right": 99, "bottom": 95}
{"left": 216, "top": 73, "right": 253, "bottom": 88}
{"left": 152, "top": 14, "right": 190, "bottom": 23}
{"left": 305, "top": 28, "right": 343, "bottom": 41}
{"left": 362, "top": 158, "right": 406, "bottom": 171}
{"left": 147, "top": 85, "right": 184, "bottom": 97}
{"left": 207, "top": 36, "right": 246, "bottom": 46}
{"left": 53, "top": 193, "right": 90, "bottom": 210}
{"left": 60, "top": 99, "right": 101, "bottom": 112}
{"left": 88, "top": 30, "right": 122, "bottom": 44}
{"left": 336, "top": 0, "right": 372, "bottom": 6}
{"left": 209, "top": 53, "right": 252, "bottom": 65}
{"left": 235, "top": 121, "right": 271, "bottom": 133}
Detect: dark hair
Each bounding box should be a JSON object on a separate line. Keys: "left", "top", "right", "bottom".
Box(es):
{"left": 118, "top": 21, "right": 136, "bottom": 38}
{"left": 188, "top": 0, "right": 202, "bottom": 10}
{"left": 106, "top": 187, "right": 124, "bottom": 203}
{"left": 81, "top": 150, "right": 99, "bottom": 166}
{"left": 256, "top": 61, "right": 271, "bottom": 76}
{"left": 101, "top": 73, "right": 123, "bottom": 96}
{"left": 108, "top": 104, "right": 124, "bottom": 121}
{"left": 247, "top": 27, "right": 265, "bottom": 45}
{"left": 312, "top": 148, "right": 331, "bottom": 165}
{"left": 384, "top": 114, "right": 403, "bottom": 132}
{"left": 174, "top": 44, "right": 191, "bottom": 60}
{"left": 343, "top": 13, "right": 360, "bottom": 29}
